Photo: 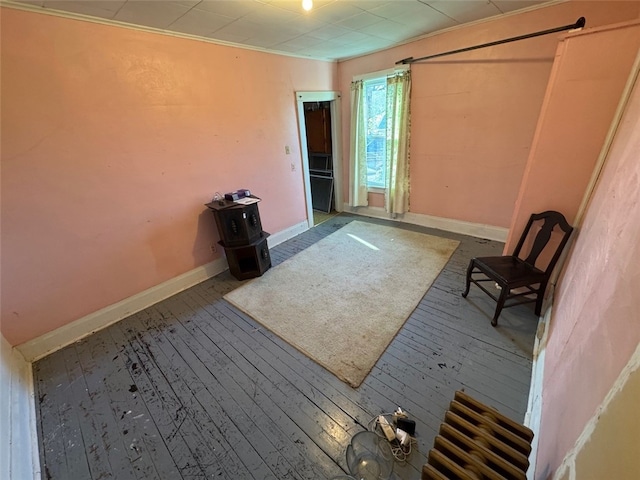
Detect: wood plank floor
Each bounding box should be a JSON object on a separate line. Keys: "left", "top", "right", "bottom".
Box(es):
{"left": 33, "top": 213, "right": 538, "bottom": 480}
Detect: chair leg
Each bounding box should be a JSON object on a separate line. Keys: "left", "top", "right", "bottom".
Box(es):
{"left": 492, "top": 285, "right": 509, "bottom": 327}
{"left": 534, "top": 282, "right": 547, "bottom": 316}
{"left": 462, "top": 260, "right": 475, "bottom": 298}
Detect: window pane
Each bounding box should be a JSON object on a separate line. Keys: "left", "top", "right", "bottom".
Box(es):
{"left": 364, "top": 78, "right": 386, "bottom": 188}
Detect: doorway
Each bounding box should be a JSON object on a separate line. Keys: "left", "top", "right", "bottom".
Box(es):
{"left": 295, "top": 91, "right": 342, "bottom": 229}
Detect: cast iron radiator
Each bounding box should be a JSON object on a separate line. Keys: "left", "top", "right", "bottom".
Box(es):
{"left": 422, "top": 390, "right": 534, "bottom": 480}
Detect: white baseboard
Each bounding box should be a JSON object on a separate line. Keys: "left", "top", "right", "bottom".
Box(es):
{"left": 16, "top": 220, "right": 311, "bottom": 363}
{"left": 343, "top": 205, "right": 509, "bottom": 242}
{"left": 524, "top": 308, "right": 551, "bottom": 480}
{"left": 1, "top": 335, "right": 41, "bottom": 480}
{"left": 17, "top": 256, "right": 229, "bottom": 362}
{"left": 14, "top": 210, "right": 498, "bottom": 362}
{"left": 267, "top": 220, "right": 309, "bottom": 247}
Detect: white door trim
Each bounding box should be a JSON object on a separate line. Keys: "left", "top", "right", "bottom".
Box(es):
{"left": 295, "top": 91, "right": 343, "bottom": 228}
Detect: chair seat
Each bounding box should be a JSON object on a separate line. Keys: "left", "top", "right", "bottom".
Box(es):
{"left": 462, "top": 210, "right": 573, "bottom": 326}
{"left": 473, "top": 256, "right": 546, "bottom": 289}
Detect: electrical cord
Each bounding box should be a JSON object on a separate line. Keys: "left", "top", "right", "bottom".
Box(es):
{"left": 367, "top": 411, "right": 417, "bottom": 463}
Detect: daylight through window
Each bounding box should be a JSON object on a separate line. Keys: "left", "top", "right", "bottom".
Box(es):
{"left": 363, "top": 77, "right": 387, "bottom": 188}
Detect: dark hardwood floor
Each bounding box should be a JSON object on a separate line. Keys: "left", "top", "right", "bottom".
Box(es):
{"left": 33, "top": 213, "right": 538, "bottom": 480}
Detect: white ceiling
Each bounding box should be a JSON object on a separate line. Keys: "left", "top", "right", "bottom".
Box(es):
{"left": 10, "top": 0, "right": 553, "bottom": 61}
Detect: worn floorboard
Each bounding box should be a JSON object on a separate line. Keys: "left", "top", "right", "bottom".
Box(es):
{"left": 33, "top": 213, "right": 538, "bottom": 480}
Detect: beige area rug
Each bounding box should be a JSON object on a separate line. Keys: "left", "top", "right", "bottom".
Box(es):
{"left": 224, "top": 221, "right": 459, "bottom": 387}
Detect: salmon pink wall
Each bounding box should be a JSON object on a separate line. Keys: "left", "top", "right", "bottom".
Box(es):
{"left": 506, "top": 21, "right": 640, "bottom": 253}
{"left": 534, "top": 59, "right": 640, "bottom": 479}
{"left": 338, "top": 0, "right": 640, "bottom": 228}
{"left": 0, "top": 8, "right": 336, "bottom": 345}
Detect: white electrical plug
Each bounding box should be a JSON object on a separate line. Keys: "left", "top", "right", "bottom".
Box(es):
{"left": 395, "top": 428, "right": 411, "bottom": 446}
{"left": 393, "top": 407, "right": 407, "bottom": 424}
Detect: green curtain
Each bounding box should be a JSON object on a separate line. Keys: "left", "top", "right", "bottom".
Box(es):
{"left": 385, "top": 70, "right": 411, "bottom": 215}
{"left": 349, "top": 79, "right": 368, "bottom": 207}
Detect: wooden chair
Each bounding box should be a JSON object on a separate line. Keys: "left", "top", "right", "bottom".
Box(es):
{"left": 462, "top": 211, "right": 573, "bottom": 326}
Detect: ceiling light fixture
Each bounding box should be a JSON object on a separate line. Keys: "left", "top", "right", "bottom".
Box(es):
{"left": 302, "top": 0, "right": 313, "bottom": 11}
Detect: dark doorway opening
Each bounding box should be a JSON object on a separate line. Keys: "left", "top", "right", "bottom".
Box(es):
{"left": 303, "top": 101, "right": 334, "bottom": 219}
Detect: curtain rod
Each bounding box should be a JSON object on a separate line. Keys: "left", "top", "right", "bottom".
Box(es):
{"left": 396, "top": 17, "right": 586, "bottom": 65}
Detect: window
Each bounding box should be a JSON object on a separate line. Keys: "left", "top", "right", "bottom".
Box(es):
{"left": 363, "top": 77, "right": 387, "bottom": 189}
{"left": 349, "top": 68, "right": 410, "bottom": 213}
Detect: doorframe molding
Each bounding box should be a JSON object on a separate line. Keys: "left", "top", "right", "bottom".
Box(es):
{"left": 295, "top": 91, "right": 343, "bottom": 228}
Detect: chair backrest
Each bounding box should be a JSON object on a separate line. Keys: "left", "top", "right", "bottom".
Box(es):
{"left": 512, "top": 211, "right": 573, "bottom": 274}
